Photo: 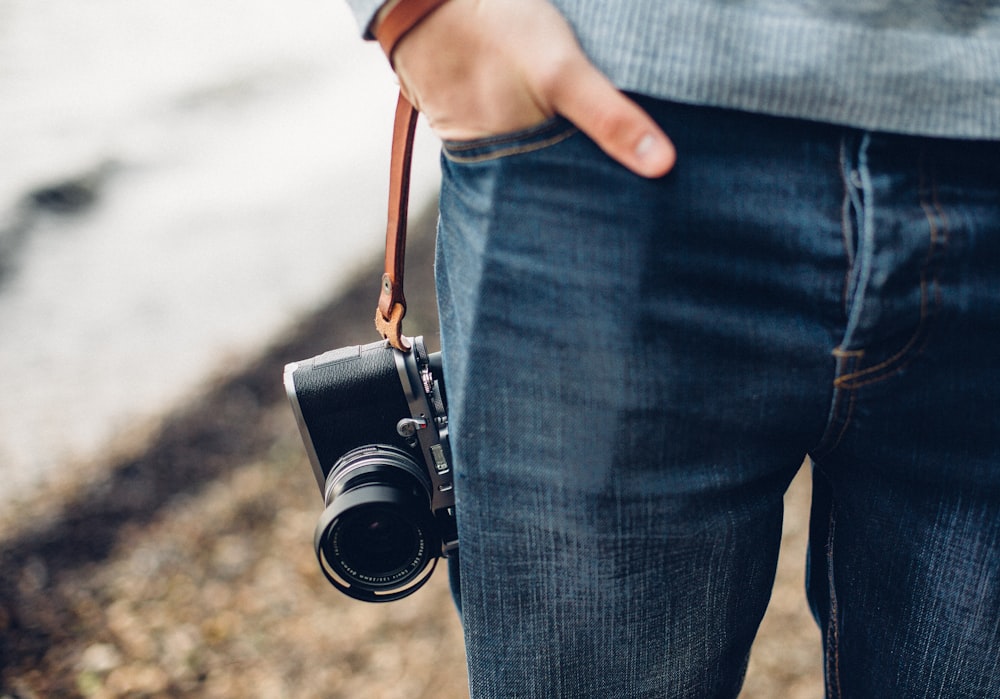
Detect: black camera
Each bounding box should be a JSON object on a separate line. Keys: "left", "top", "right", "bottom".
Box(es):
{"left": 284, "top": 336, "right": 456, "bottom": 602}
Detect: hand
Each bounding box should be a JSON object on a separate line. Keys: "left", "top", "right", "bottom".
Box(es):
{"left": 390, "top": 0, "right": 676, "bottom": 178}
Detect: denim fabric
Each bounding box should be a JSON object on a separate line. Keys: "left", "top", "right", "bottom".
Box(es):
{"left": 434, "top": 97, "right": 1000, "bottom": 698}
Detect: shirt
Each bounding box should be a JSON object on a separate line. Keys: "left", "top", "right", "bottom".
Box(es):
{"left": 345, "top": 0, "right": 1000, "bottom": 138}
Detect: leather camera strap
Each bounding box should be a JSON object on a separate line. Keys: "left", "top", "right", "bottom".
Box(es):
{"left": 375, "top": 92, "right": 419, "bottom": 352}
{"left": 375, "top": 0, "right": 451, "bottom": 66}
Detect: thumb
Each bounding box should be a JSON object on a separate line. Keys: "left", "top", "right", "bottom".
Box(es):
{"left": 547, "top": 59, "right": 676, "bottom": 178}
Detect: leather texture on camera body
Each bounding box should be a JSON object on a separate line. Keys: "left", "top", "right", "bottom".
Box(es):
{"left": 292, "top": 341, "right": 414, "bottom": 481}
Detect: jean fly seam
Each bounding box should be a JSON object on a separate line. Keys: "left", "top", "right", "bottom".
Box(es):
{"left": 839, "top": 136, "right": 862, "bottom": 313}
{"left": 840, "top": 133, "right": 876, "bottom": 346}
{"left": 833, "top": 148, "right": 947, "bottom": 391}
{"left": 443, "top": 127, "right": 579, "bottom": 164}
{"left": 812, "top": 352, "right": 859, "bottom": 459}
{"left": 811, "top": 142, "right": 866, "bottom": 461}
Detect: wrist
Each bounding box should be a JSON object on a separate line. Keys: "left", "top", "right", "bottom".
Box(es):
{"left": 372, "top": 0, "right": 452, "bottom": 66}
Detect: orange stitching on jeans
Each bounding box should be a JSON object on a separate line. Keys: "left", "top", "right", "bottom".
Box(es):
{"left": 443, "top": 127, "right": 578, "bottom": 164}
{"left": 812, "top": 180, "right": 865, "bottom": 460}
{"left": 833, "top": 151, "right": 946, "bottom": 390}
{"left": 832, "top": 314, "right": 931, "bottom": 389}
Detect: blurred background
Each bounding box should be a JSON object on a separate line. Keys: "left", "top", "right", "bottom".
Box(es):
{"left": 0, "top": 1, "right": 823, "bottom": 696}
{"left": 0, "top": 0, "right": 438, "bottom": 498}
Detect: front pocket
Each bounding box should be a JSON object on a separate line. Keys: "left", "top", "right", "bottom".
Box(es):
{"left": 442, "top": 117, "right": 578, "bottom": 164}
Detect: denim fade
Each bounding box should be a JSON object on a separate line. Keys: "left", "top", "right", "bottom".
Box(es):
{"left": 434, "top": 97, "right": 1000, "bottom": 699}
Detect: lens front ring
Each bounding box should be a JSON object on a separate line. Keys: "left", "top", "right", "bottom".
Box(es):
{"left": 314, "top": 482, "right": 436, "bottom": 602}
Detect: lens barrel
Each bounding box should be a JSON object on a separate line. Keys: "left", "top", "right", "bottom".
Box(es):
{"left": 314, "top": 446, "right": 438, "bottom": 602}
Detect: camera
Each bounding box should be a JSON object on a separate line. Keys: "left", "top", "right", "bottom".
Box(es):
{"left": 284, "top": 336, "right": 456, "bottom": 602}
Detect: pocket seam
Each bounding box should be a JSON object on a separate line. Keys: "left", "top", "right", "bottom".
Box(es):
{"left": 443, "top": 123, "right": 579, "bottom": 164}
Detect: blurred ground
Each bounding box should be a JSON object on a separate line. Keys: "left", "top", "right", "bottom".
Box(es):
{"left": 0, "top": 204, "right": 823, "bottom": 698}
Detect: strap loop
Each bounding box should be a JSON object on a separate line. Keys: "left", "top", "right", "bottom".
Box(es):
{"left": 375, "top": 92, "right": 419, "bottom": 352}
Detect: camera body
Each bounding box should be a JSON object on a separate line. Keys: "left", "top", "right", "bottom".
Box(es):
{"left": 284, "top": 336, "right": 456, "bottom": 602}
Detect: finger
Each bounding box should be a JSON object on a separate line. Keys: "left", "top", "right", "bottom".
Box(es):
{"left": 546, "top": 59, "right": 676, "bottom": 178}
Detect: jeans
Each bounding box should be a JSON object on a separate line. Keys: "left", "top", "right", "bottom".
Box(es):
{"left": 433, "top": 96, "right": 1000, "bottom": 698}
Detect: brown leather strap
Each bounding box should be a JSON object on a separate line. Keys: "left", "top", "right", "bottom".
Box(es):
{"left": 374, "top": 0, "right": 450, "bottom": 65}
{"left": 375, "top": 92, "right": 419, "bottom": 352}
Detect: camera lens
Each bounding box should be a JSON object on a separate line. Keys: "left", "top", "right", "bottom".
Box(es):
{"left": 328, "top": 502, "right": 427, "bottom": 582}
{"left": 337, "top": 507, "right": 418, "bottom": 572}
{"left": 314, "top": 446, "right": 437, "bottom": 601}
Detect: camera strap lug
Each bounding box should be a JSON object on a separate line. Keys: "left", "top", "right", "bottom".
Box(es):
{"left": 375, "top": 92, "right": 420, "bottom": 353}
